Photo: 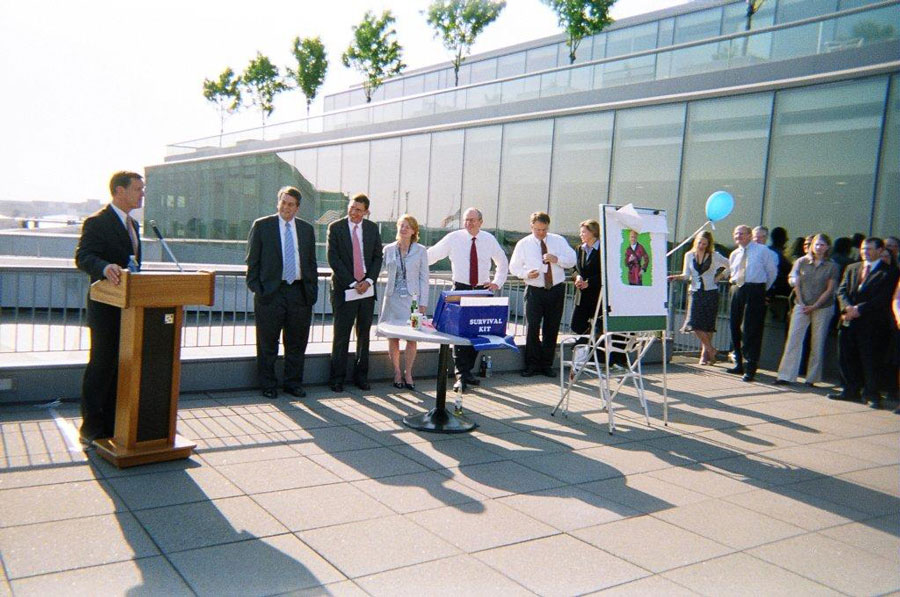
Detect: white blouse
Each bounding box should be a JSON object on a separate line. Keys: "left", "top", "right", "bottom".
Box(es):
{"left": 677, "top": 250, "right": 730, "bottom": 292}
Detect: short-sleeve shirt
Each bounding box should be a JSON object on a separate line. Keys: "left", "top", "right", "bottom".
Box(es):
{"left": 791, "top": 256, "right": 839, "bottom": 307}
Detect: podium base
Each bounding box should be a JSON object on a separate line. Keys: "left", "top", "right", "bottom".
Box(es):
{"left": 94, "top": 435, "right": 196, "bottom": 468}
{"left": 403, "top": 407, "right": 477, "bottom": 433}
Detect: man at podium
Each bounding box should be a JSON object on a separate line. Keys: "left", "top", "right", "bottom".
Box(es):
{"left": 74, "top": 171, "right": 144, "bottom": 448}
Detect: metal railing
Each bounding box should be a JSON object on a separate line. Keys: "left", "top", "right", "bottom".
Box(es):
{"left": 168, "top": 1, "right": 899, "bottom": 155}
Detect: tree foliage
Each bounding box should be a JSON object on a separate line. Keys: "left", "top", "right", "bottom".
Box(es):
{"left": 424, "top": 0, "right": 506, "bottom": 86}
{"left": 542, "top": 0, "right": 615, "bottom": 64}
{"left": 288, "top": 36, "right": 328, "bottom": 116}
{"left": 342, "top": 10, "right": 406, "bottom": 103}
{"left": 241, "top": 52, "right": 288, "bottom": 129}
{"left": 202, "top": 67, "right": 242, "bottom": 143}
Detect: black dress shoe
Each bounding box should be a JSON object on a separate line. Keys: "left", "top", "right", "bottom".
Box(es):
{"left": 866, "top": 396, "right": 884, "bottom": 409}
{"left": 392, "top": 381, "right": 405, "bottom": 390}
{"left": 261, "top": 388, "right": 278, "bottom": 399}
{"left": 356, "top": 381, "right": 371, "bottom": 391}
{"left": 330, "top": 383, "right": 344, "bottom": 392}
{"left": 726, "top": 366, "right": 744, "bottom": 375}
{"left": 742, "top": 372, "right": 755, "bottom": 382}
{"left": 283, "top": 386, "right": 306, "bottom": 398}
{"left": 541, "top": 368, "right": 556, "bottom": 378}
{"left": 827, "top": 392, "right": 859, "bottom": 402}
{"left": 403, "top": 382, "right": 416, "bottom": 391}
{"left": 774, "top": 379, "right": 790, "bottom": 386}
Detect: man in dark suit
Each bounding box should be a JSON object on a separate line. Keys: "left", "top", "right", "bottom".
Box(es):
{"left": 74, "top": 171, "right": 144, "bottom": 448}
{"left": 246, "top": 186, "right": 318, "bottom": 399}
{"left": 829, "top": 237, "right": 900, "bottom": 408}
{"left": 327, "top": 194, "right": 383, "bottom": 392}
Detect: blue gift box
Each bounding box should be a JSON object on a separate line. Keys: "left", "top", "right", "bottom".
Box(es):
{"left": 433, "top": 290, "right": 509, "bottom": 338}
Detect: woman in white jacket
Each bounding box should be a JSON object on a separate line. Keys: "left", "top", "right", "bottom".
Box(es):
{"left": 668, "top": 231, "right": 729, "bottom": 365}
{"left": 380, "top": 214, "right": 430, "bottom": 390}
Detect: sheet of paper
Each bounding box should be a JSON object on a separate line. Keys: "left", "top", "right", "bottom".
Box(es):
{"left": 345, "top": 285, "right": 374, "bottom": 302}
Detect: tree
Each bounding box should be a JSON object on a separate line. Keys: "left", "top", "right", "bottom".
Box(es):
{"left": 424, "top": 0, "right": 506, "bottom": 87}
{"left": 542, "top": 0, "right": 615, "bottom": 65}
{"left": 287, "top": 36, "right": 328, "bottom": 117}
{"left": 342, "top": 10, "right": 406, "bottom": 103}
{"left": 202, "top": 68, "right": 241, "bottom": 145}
{"left": 241, "top": 52, "right": 288, "bottom": 132}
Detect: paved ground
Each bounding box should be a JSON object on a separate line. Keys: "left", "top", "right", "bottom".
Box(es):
{"left": 0, "top": 360, "right": 898, "bottom": 596}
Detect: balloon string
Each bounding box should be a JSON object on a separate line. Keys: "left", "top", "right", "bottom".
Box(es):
{"left": 667, "top": 220, "right": 711, "bottom": 257}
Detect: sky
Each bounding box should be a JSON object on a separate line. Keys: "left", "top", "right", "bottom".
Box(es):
{"left": 0, "top": 0, "right": 688, "bottom": 205}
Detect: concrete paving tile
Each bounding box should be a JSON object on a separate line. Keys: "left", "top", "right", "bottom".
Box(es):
{"left": 215, "top": 455, "right": 341, "bottom": 494}
{"left": 347, "top": 420, "right": 445, "bottom": 446}
{"left": 505, "top": 417, "right": 604, "bottom": 450}
{"left": 691, "top": 427, "right": 789, "bottom": 453}
{"left": 88, "top": 453, "right": 207, "bottom": 478}
{"left": 298, "top": 515, "right": 459, "bottom": 578}
{"left": 703, "top": 453, "right": 821, "bottom": 487}
{"left": 723, "top": 487, "right": 869, "bottom": 531}
{"left": 814, "top": 437, "right": 900, "bottom": 467}
{"left": 8, "top": 556, "right": 192, "bottom": 596}
{"left": 817, "top": 513, "right": 900, "bottom": 561}
{"left": 652, "top": 499, "right": 805, "bottom": 550}
{"left": 390, "top": 437, "right": 506, "bottom": 470}
{"left": 839, "top": 464, "right": 900, "bottom": 497}
{"left": 442, "top": 460, "right": 565, "bottom": 499}
{"left": 284, "top": 579, "right": 369, "bottom": 596}
{"left": 637, "top": 434, "right": 743, "bottom": 465}
{"left": 578, "top": 472, "right": 712, "bottom": 514}
{"left": 647, "top": 464, "right": 762, "bottom": 498}
{"left": 134, "top": 495, "right": 288, "bottom": 553}
{"left": 470, "top": 429, "right": 573, "bottom": 457}
{"left": 307, "top": 447, "right": 429, "bottom": 481}
{"left": 758, "top": 445, "right": 883, "bottom": 477}
{"left": 0, "top": 479, "right": 122, "bottom": 527}
{"left": 355, "top": 553, "right": 534, "bottom": 596}
{"left": 661, "top": 552, "right": 840, "bottom": 596}
{"left": 744, "top": 421, "right": 839, "bottom": 445}
{"left": 497, "top": 485, "right": 640, "bottom": 531}
{"left": 353, "top": 470, "right": 487, "bottom": 514}
{"left": 787, "top": 475, "right": 900, "bottom": 516}
{"left": 169, "top": 533, "right": 345, "bottom": 595}
{"left": 406, "top": 499, "right": 557, "bottom": 553}
{"left": 107, "top": 466, "right": 242, "bottom": 509}
{"left": 0, "top": 462, "right": 98, "bottom": 490}
{"left": 576, "top": 444, "right": 689, "bottom": 477}
{"left": 857, "top": 431, "right": 900, "bottom": 449}
{"left": 289, "top": 425, "right": 383, "bottom": 456}
{"left": 572, "top": 515, "right": 733, "bottom": 573}
{"left": 253, "top": 482, "right": 393, "bottom": 531}
{"left": 513, "top": 450, "right": 629, "bottom": 484}
{"left": 0, "top": 513, "right": 158, "bottom": 579}
{"left": 586, "top": 574, "right": 698, "bottom": 596}
{"left": 474, "top": 534, "right": 648, "bottom": 596}
{"left": 748, "top": 532, "right": 900, "bottom": 595}
{"left": 196, "top": 443, "right": 300, "bottom": 466}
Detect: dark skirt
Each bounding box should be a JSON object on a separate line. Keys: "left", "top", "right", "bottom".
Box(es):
{"left": 682, "top": 289, "right": 719, "bottom": 333}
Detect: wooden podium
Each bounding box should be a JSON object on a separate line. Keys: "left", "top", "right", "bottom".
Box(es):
{"left": 89, "top": 270, "right": 215, "bottom": 467}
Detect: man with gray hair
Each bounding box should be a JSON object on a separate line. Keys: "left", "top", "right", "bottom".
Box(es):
{"left": 728, "top": 225, "right": 777, "bottom": 382}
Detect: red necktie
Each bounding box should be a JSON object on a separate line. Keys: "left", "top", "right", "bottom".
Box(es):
{"left": 540, "top": 239, "right": 552, "bottom": 289}
{"left": 352, "top": 224, "right": 364, "bottom": 282}
{"left": 469, "top": 237, "right": 478, "bottom": 286}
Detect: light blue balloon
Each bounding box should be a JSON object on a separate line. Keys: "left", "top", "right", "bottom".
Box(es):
{"left": 705, "top": 191, "right": 734, "bottom": 222}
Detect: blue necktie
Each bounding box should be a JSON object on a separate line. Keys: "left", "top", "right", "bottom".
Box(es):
{"left": 283, "top": 223, "right": 296, "bottom": 284}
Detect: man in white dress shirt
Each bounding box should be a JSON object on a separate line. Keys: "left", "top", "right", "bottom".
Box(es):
{"left": 728, "top": 224, "right": 777, "bottom": 382}
{"left": 428, "top": 207, "right": 509, "bottom": 392}
{"left": 509, "top": 212, "right": 577, "bottom": 377}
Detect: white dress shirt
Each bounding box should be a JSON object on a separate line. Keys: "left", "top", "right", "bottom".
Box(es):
{"left": 509, "top": 232, "right": 577, "bottom": 288}
{"left": 427, "top": 229, "right": 509, "bottom": 287}
{"left": 729, "top": 241, "right": 777, "bottom": 289}
{"left": 280, "top": 216, "right": 301, "bottom": 282}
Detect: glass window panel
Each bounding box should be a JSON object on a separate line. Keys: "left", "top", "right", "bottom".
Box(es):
{"left": 668, "top": 40, "right": 724, "bottom": 77}
{"left": 674, "top": 7, "right": 723, "bottom": 44}
{"left": 426, "top": 131, "right": 465, "bottom": 236}
{"left": 384, "top": 80, "right": 403, "bottom": 100}
{"left": 606, "top": 22, "right": 657, "bottom": 58}
{"left": 776, "top": 0, "right": 837, "bottom": 24}
{"left": 549, "top": 112, "right": 614, "bottom": 235}
{"left": 402, "top": 96, "right": 433, "bottom": 119}
{"left": 316, "top": 145, "right": 341, "bottom": 193}
{"left": 340, "top": 141, "right": 369, "bottom": 196}
{"left": 497, "top": 51, "right": 526, "bottom": 78}
{"left": 469, "top": 58, "right": 497, "bottom": 83}
{"left": 324, "top": 95, "right": 334, "bottom": 113}
{"left": 601, "top": 54, "right": 656, "bottom": 88}
{"left": 373, "top": 101, "right": 402, "bottom": 124}
{"left": 592, "top": 33, "right": 607, "bottom": 59}
{"left": 295, "top": 148, "right": 318, "bottom": 193}
{"left": 557, "top": 38, "right": 593, "bottom": 66}
{"left": 501, "top": 74, "right": 542, "bottom": 102}
{"left": 466, "top": 82, "right": 501, "bottom": 108}
{"left": 368, "top": 138, "right": 402, "bottom": 224}
{"left": 333, "top": 92, "right": 350, "bottom": 110}
{"left": 371, "top": 85, "right": 386, "bottom": 103}
{"left": 498, "top": 120, "right": 553, "bottom": 235}
{"left": 399, "top": 134, "right": 431, "bottom": 230}
{"left": 462, "top": 126, "right": 502, "bottom": 230}
{"left": 874, "top": 75, "right": 899, "bottom": 237}
{"left": 833, "top": 5, "right": 900, "bottom": 49}
{"left": 722, "top": 1, "right": 774, "bottom": 34}
{"left": 348, "top": 88, "right": 367, "bottom": 107}
{"left": 434, "top": 88, "right": 464, "bottom": 113}
{"left": 764, "top": 77, "right": 889, "bottom": 239}
{"left": 678, "top": 93, "right": 773, "bottom": 240}
{"left": 457, "top": 63, "right": 471, "bottom": 86}
{"left": 403, "top": 75, "right": 424, "bottom": 96}
{"left": 657, "top": 18, "right": 674, "bottom": 47}
{"left": 609, "top": 104, "right": 686, "bottom": 236}
{"left": 423, "top": 70, "right": 441, "bottom": 92}
{"left": 526, "top": 44, "right": 558, "bottom": 72}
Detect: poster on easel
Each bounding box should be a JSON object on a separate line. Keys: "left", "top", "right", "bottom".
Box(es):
{"left": 600, "top": 204, "right": 668, "bottom": 332}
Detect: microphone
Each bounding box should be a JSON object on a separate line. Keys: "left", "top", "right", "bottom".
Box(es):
{"left": 149, "top": 220, "right": 184, "bottom": 272}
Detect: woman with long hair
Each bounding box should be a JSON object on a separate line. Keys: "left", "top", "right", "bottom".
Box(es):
{"left": 668, "top": 230, "right": 729, "bottom": 365}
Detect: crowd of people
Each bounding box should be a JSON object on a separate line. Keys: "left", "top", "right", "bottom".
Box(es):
{"left": 73, "top": 174, "right": 900, "bottom": 448}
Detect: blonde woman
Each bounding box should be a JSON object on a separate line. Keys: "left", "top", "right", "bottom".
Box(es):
{"left": 380, "top": 214, "right": 429, "bottom": 390}
{"left": 668, "top": 231, "right": 729, "bottom": 365}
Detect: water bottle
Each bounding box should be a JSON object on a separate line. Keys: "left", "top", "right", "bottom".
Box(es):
{"left": 486, "top": 355, "right": 493, "bottom": 378}
{"left": 409, "top": 296, "right": 420, "bottom": 329}
{"left": 454, "top": 390, "right": 463, "bottom": 416}
{"left": 127, "top": 254, "right": 139, "bottom": 273}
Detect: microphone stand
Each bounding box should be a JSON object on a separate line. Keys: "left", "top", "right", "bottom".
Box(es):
{"left": 149, "top": 220, "right": 184, "bottom": 272}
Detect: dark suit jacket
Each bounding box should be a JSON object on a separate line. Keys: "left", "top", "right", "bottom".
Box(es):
{"left": 246, "top": 214, "right": 318, "bottom": 304}
{"left": 837, "top": 261, "right": 899, "bottom": 331}
{"left": 74, "top": 205, "right": 141, "bottom": 326}
{"left": 327, "top": 217, "right": 383, "bottom": 306}
{"left": 575, "top": 244, "right": 601, "bottom": 306}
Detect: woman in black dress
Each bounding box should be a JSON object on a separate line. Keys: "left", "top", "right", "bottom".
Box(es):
{"left": 668, "top": 231, "right": 729, "bottom": 365}
{"left": 571, "top": 219, "right": 602, "bottom": 336}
